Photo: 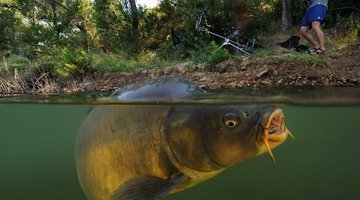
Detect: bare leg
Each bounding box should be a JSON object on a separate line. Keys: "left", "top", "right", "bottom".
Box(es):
{"left": 311, "top": 21, "right": 325, "bottom": 50}
{"left": 299, "top": 26, "right": 320, "bottom": 49}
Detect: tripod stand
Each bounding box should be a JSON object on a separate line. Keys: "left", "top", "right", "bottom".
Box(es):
{"left": 195, "top": 12, "right": 251, "bottom": 56}
{"left": 216, "top": 33, "right": 251, "bottom": 56}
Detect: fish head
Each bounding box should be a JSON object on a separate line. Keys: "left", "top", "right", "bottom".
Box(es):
{"left": 203, "top": 106, "right": 291, "bottom": 167}
{"left": 166, "top": 105, "right": 291, "bottom": 173}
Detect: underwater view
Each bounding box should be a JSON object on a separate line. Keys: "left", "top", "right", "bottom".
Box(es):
{"left": 1, "top": 87, "right": 360, "bottom": 200}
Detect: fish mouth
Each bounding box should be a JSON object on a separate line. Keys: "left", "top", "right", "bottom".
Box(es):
{"left": 258, "top": 109, "right": 294, "bottom": 163}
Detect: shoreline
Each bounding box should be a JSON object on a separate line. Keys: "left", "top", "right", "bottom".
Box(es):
{"left": 1, "top": 45, "right": 359, "bottom": 95}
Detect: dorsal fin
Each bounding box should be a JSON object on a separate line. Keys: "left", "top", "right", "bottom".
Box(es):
{"left": 111, "top": 76, "right": 206, "bottom": 101}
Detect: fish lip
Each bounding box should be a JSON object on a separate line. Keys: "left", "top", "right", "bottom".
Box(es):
{"left": 256, "top": 108, "right": 292, "bottom": 163}
{"left": 259, "top": 109, "right": 289, "bottom": 144}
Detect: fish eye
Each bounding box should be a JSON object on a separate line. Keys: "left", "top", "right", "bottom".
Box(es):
{"left": 223, "top": 113, "right": 240, "bottom": 128}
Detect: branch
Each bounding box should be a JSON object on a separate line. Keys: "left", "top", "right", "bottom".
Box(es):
{"left": 329, "top": 6, "right": 360, "bottom": 12}
{"left": 50, "top": 0, "right": 88, "bottom": 33}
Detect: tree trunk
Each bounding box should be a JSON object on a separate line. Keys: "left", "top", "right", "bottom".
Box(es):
{"left": 129, "top": 0, "right": 139, "bottom": 52}
{"left": 281, "top": 0, "right": 292, "bottom": 32}
{"left": 75, "top": 21, "right": 89, "bottom": 51}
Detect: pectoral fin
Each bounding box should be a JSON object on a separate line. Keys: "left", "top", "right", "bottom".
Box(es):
{"left": 110, "top": 174, "right": 185, "bottom": 200}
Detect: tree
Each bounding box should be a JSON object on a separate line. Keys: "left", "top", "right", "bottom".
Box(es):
{"left": 0, "top": 5, "right": 20, "bottom": 57}
{"left": 128, "top": 0, "right": 139, "bottom": 52}
{"left": 69, "top": 0, "right": 96, "bottom": 50}
{"left": 93, "top": 0, "right": 125, "bottom": 52}
{"left": 281, "top": 0, "right": 292, "bottom": 31}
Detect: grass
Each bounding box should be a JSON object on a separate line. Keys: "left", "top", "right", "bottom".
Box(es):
{"left": 91, "top": 53, "right": 133, "bottom": 73}
{"left": 1, "top": 50, "right": 178, "bottom": 77}
{"left": 291, "top": 52, "right": 326, "bottom": 67}
{"left": 206, "top": 41, "right": 230, "bottom": 66}
{"left": 90, "top": 51, "right": 176, "bottom": 74}
{"left": 0, "top": 55, "right": 31, "bottom": 73}
{"left": 251, "top": 48, "right": 274, "bottom": 57}
{"left": 326, "top": 14, "right": 360, "bottom": 50}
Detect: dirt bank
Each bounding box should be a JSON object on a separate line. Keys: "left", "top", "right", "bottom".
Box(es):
{"left": 83, "top": 44, "right": 360, "bottom": 92}
{"left": 1, "top": 45, "right": 359, "bottom": 94}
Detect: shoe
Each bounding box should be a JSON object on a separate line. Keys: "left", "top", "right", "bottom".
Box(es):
{"left": 310, "top": 48, "right": 326, "bottom": 55}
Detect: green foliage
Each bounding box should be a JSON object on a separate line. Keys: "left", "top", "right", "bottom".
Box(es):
{"left": 291, "top": 53, "right": 326, "bottom": 67}
{"left": 326, "top": 0, "right": 360, "bottom": 27}
{"left": 207, "top": 42, "right": 230, "bottom": 65}
{"left": 243, "top": 0, "right": 282, "bottom": 34}
{"left": 0, "top": 55, "right": 31, "bottom": 74}
{"left": 93, "top": 0, "right": 124, "bottom": 52}
{"left": 330, "top": 14, "right": 360, "bottom": 48}
{"left": 0, "top": 6, "right": 21, "bottom": 57}
{"left": 189, "top": 46, "right": 212, "bottom": 63}
{"left": 0, "top": 0, "right": 359, "bottom": 79}
{"left": 251, "top": 48, "right": 274, "bottom": 57}
{"left": 91, "top": 50, "right": 170, "bottom": 74}
{"left": 91, "top": 52, "right": 134, "bottom": 74}
{"left": 54, "top": 48, "right": 93, "bottom": 77}
{"left": 4, "top": 55, "right": 30, "bottom": 71}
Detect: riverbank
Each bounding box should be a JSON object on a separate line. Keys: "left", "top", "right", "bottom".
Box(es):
{"left": 1, "top": 44, "right": 359, "bottom": 94}
{"left": 65, "top": 44, "right": 360, "bottom": 93}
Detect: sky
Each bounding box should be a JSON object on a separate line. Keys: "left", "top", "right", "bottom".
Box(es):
{"left": 137, "top": 0, "right": 160, "bottom": 8}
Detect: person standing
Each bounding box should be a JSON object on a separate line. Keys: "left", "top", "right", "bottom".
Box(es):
{"left": 299, "top": 0, "right": 328, "bottom": 54}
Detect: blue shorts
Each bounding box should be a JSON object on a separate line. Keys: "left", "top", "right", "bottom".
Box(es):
{"left": 301, "top": 4, "right": 327, "bottom": 27}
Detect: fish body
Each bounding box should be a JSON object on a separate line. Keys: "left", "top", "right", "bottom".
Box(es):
{"left": 75, "top": 77, "right": 290, "bottom": 200}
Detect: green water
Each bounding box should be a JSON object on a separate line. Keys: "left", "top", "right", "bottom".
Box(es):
{"left": 0, "top": 105, "right": 87, "bottom": 200}
{"left": 1, "top": 103, "right": 359, "bottom": 200}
